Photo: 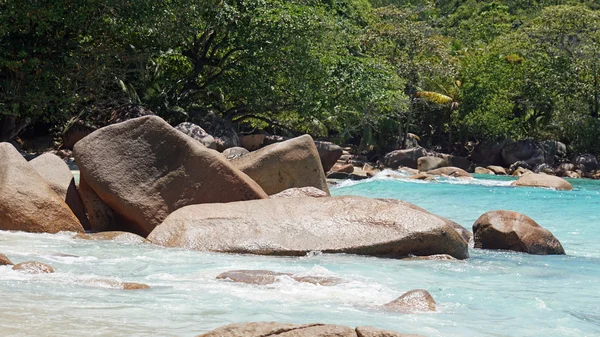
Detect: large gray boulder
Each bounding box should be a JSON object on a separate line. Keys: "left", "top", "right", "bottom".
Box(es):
{"left": 148, "top": 196, "right": 469, "bottom": 259}
{"left": 502, "top": 140, "right": 562, "bottom": 168}
{"left": 572, "top": 154, "right": 598, "bottom": 172}
{"left": 473, "top": 210, "right": 565, "bottom": 255}
{"left": 196, "top": 322, "right": 424, "bottom": 337}
{"left": 471, "top": 140, "right": 511, "bottom": 167}
{"left": 74, "top": 116, "right": 267, "bottom": 236}
{"left": 0, "top": 143, "right": 84, "bottom": 233}
{"left": 382, "top": 147, "right": 427, "bottom": 169}
{"left": 231, "top": 135, "right": 329, "bottom": 195}
{"left": 29, "top": 153, "right": 90, "bottom": 229}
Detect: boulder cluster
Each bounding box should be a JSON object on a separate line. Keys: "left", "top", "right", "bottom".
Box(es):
{"left": 1, "top": 114, "right": 570, "bottom": 337}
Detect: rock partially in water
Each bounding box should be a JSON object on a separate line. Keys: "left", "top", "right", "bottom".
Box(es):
{"left": 0, "top": 253, "right": 13, "bottom": 266}
{"left": 409, "top": 173, "right": 435, "bottom": 181}
{"left": 148, "top": 196, "right": 469, "bottom": 259}
{"left": 356, "top": 326, "right": 425, "bottom": 337}
{"left": 427, "top": 167, "right": 472, "bottom": 178}
{"left": 29, "top": 153, "right": 90, "bottom": 229}
{"left": 231, "top": 135, "right": 329, "bottom": 195}
{"left": 74, "top": 116, "right": 267, "bottom": 236}
{"left": 473, "top": 210, "right": 565, "bottom": 255}
{"left": 475, "top": 167, "right": 495, "bottom": 175}
{"left": 401, "top": 254, "right": 457, "bottom": 261}
{"left": 196, "top": 322, "right": 423, "bottom": 337}
{"left": 447, "top": 222, "right": 472, "bottom": 244}
{"left": 572, "top": 154, "right": 598, "bottom": 173}
{"left": 216, "top": 270, "right": 343, "bottom": 286}
{"left": 383, "top": 289, "right": 436, "bottom": 313}
{"left": 12, "top": 261, "right": 55, "bottom": 274}
{"left": 270, "top": 187, "right": 328, "bottom": 199}
{"left": 0, "top": 143, "right": 84, "bottom": 234}
{"left": 73, "top": 231, "right": 149, "bottom": 244}
{"left": 512, "top": 173, "right": 572, "bottom": 190}
{"left": 487, "top": 165, "right": 507, "bottom": 175}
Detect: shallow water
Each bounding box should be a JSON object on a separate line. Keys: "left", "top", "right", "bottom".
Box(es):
{"left": 1, "top": 172, "right": 599, "bottom": 337}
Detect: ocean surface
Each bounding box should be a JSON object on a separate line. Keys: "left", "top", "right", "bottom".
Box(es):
{"left": 1, "top": 171, "right": 599, "bottom": 337}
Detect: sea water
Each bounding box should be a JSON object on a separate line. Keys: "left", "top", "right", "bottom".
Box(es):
{"left": 1, "top": 172, "right": 599, "bottom": 337}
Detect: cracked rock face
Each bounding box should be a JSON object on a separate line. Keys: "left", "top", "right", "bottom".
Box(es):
{"left": 196, "top": 322, "right": 425, "bottom": 337}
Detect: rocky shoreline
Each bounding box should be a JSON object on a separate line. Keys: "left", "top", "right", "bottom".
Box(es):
{"left": 0, "top": 114, "right": 575, "bottom": 336}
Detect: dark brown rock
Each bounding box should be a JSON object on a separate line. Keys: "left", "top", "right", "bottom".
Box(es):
{"left": 382, "top": 147, "right": 427, "bottom": 169}
{"left": 473, "top": 210, "right": 565, "bottom": 255}
{"left": 0, "top": 253, "right": 13, "bottom": 266}
{"left": 383, "top": 289, "right": 436, "bottom": 313}
{"left": 74, "top": 116, "right": 267, "bottom": 236}
{"left": 231, "top": 135, "right": 330, "bottom": 195}
{"left": 417, "top": 156, "right": 447, "bottom": 172}
{"left": 73, "top": 231, "right": 149, "bottom": 244}
{"left": 148, "top": 196, "right": 469, "bottom": 259}
{"left": 240, "top": 134, "right": 266, "bottom": 151}
{"left": 315, "top": 141, "right": 343, "bottom": 173}
{"left": 12, "top": 261, "right": 55, "bottom": 274}
{"left": 512, "top": 173, "right": 572, "bottom": 190}
{"left": 0, "top": 143, "right": 84, "bottom": 233}
{"left": 270, "top": 187, "right": 329, "bottom": 199}
{"left": 77, "top": 175, "right": 120, "bottom": 232}
{"left": 472, "top": 140, "right": 510, "bottom": 167}
{"left": 29, "top": 153, "right": 90, "bottom": 229}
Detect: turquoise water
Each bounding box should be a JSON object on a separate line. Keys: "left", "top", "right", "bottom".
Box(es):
{"left": 1, "top": 172, "right": 599, "bottom": 337}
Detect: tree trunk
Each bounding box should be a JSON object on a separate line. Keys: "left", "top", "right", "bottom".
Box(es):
{"left": 0, "top": 116, "right": 30, "bottom": 142}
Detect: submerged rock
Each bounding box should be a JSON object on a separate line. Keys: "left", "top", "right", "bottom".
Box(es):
{"left": 73, "top": 231, "right": 149, "bottom": 244}
{"left": 270, "top": 187, "right": 328, "bottom": 199}
{"left": 74, "top": 116, "right": 267, "bottom": 236}
{"left": 148, "top": 196, "right": 469, "bottom": 259}
{"left": 29, "top": 153, "right": 90, "bottom": 229}
{"left": 383, "top": 289, "right": 437, "bottom": 313}
{"left": 0, "top": 143, "right": 84, "bottom": 234}
{"left": 90, "top": 279, "right": 150, "bottom": 290}
{"left": 512, "top": 173, "right": 572, "bottom": 190}
{"left": 196, "top": 322, "right": 424, "bottom": 337}
{"left": 0, "top": 253, "right": 13, "bottom": 266}
{"left": 231, "top": 135, "right": 330, "bottom": 195}
{"left": 216, "top": 270, "right": 342, "bottom": 286}
{"left": 473, "top": 210, "right": 565, "bottom": 255}
{"left": 12, "top": 261, "right": 55, "bottom": 274}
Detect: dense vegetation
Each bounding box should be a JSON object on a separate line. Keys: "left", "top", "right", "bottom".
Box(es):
{"left": 1, "top": 0, "right": 599, "bottom": 155}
